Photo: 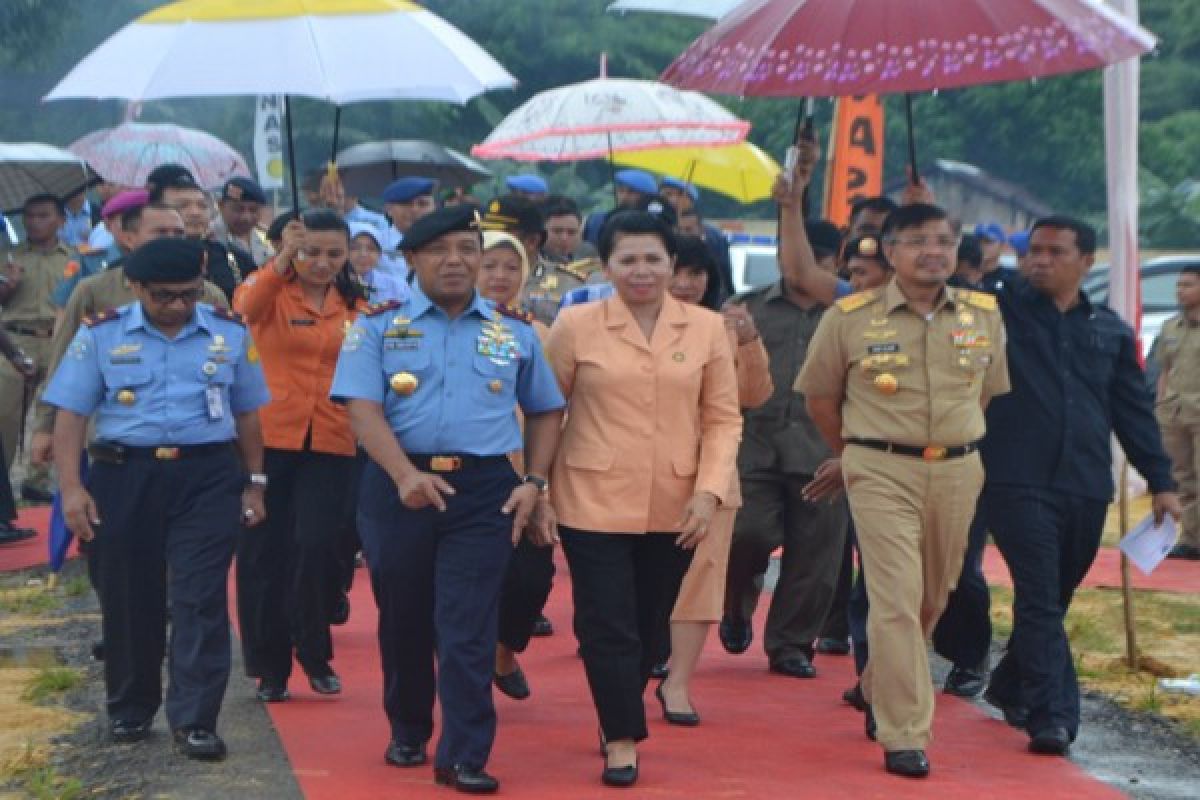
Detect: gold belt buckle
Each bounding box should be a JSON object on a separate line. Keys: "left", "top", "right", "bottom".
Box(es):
{"left": 429, "top": 456, "right": 461, "bottom": 473}
{"left": 154, "top": 447, "right": 181, "bottom": 461}
{"left": 922, "top": 446, "right": 948, "bottom": 462}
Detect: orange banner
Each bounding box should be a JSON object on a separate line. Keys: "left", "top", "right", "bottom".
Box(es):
{"left": 822, "top": 95, "right": 884, "bottom": 228}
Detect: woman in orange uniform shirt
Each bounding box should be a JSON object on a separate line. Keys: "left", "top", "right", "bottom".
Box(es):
{"left": 233, "top": 209, "right": 364, "bottom": 702}
{"left": 544, "top": 211, "right": 742, "bottom": 787}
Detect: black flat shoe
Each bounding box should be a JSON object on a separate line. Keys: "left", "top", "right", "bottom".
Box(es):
{"left": 815, "top": 637, "right": 851, "bottom": 655}
{"left": 983, "top": 686, "right": 1029, "bottom": 729}
{"left": 884, "top": 749, "right": 930, "bottom": 778}
{"left": 1167, "top": 543, "right": 1200, "bottom": 560}
{"left": 493, "top": 664, "right": 531, "bottom": 700}
{"left": 649, "top": 661, "right": 669, "bottom": 680}
{"left": 308, "top": 673, "right": 341, "bottom": 694}
{"left": 1028, "top": 726, "right": 1070, "bottom": 756}
{"left": 0, "top": 523, "right": 37, "bottom": 544}
{"left": 531, "top": 614, "right": 554, "bottom": 636}
{"left": 943, "top": 664, "right": 987, "bottom": 697}
{"left": 655, "top": 683, "right": 700, "bottom": 726}
{"left": 601, "top": 760, "right": 639, "bottom": 788}
{"left": 769, "top": 654, "right": 816, "bottom": 679}
{"left": 434, "top": 764, "right": 499, "bottom": 794}
{"left": 384, "top": 740, "right": 427, "bottom": 767}
{"left": 110, "top": 717, "right": 153, "bottom": 743}
{"left": 255, "top": 679, "right": 290, "bottom": 703}
{"left": 718, "top": 614, "right": 752, "bottom": 655}
{"left": 173, "top": 727, "right": 226, "bottom": 761}
{"left": 842, "top": 682, "right": 868, "bottom": 712}
{"left": 19, "top": 485, "right": 53, "bottom": 505}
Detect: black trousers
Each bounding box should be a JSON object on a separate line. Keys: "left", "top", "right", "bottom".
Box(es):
{"left": 982, "top": 486, "right": 1107, "bottom": 738}
{"left": 560, "top": 527, "right": 692, "bottom": 743}
{"left": 498, "top": 538, "right": 555, "bottom": 653}
{"left": 237, "top": 447, "right": 353, "bottom": 683}
{"left": 87, "top": 446, "right": 240, "bottom": 731}
{"left": 335, "top": 450, "right": 368, "bottom": 593}
{"left": 358, "top": 457, "right": 517, "bottom": 771}
{"left": 0, "top": 434, "right": 15, "bottom": 523}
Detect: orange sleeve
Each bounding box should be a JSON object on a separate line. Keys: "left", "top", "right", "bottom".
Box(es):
{"left": 233, "top": 260, "right": 289, "bottom": 322}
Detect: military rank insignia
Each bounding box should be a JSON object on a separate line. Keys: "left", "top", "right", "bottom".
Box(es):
{"left": 478, "top": 315, "right": 521, "bottom": 366}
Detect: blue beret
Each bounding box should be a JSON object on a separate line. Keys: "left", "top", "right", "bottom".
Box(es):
{"left": 660, "top": 177, "right": 699, "bottom": 203}
{"left": 505, "top": 174, "right": 549, "bottom": 194}
{"left": 614, "top": 169, "right": 657, "bottom": 196}
{"left": 401, "top": 204, "right": 481, "bottom": 252}
{"left": 973, "top": 222, "right": 1006, "bottom": 243}
{"left": 1008, "top": 231, "right": 1030, "bottom": 257}
{"left": 383, "top": 177, "right": 436, "bottom": 204}
{"left": 222, "top": 176, "right": 267, "bottom": 205}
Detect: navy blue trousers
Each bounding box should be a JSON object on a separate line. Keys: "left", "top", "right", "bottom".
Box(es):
{"left": 357, "top": 457, "right": 518, "bottom": 771}
{"left": 981, "top": 485, "right": 1107, "bottom": 738}
{"left": 88, "top": 446, "right": 241, "bottom": 731}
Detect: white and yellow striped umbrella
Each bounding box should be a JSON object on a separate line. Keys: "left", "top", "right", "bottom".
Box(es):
{"left": 45, "top": 0, "right": 515, "bottom": 105}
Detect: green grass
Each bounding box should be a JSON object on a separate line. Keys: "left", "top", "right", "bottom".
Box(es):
{"left": 21, "top": 667, "right": 82, "bottom": 703}
{"left": 1066, "top": 613, "right": 1117, "bottom": 652}
{"left": 12, "top": 764, "right": 82, "bottom": 800}
{"left": 60, "top": 575, "right": 90, "bottom": 598}
{"left": 0, "top": 589, "right": 62, "bottom": 615}
{"left": 1135, "top": 682, "right": 1164, "bottom": 713}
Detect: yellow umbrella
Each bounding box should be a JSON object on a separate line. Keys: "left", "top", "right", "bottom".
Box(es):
{"left": 610, "top": 142, "right": 780, "bottom": 203}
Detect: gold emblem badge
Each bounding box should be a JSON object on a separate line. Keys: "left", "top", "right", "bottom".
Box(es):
{"left": 873, "top": 373, "right": 899, "bottom": 395}
{"left": 389, "top": 372, "right": 419, "bottom": 396}
{"left": 117, "top": 389, "right": 136, "bottom": 405}
{"left": 672, "top": 352, "right": 686, "bottom": 362}
{"left": 488, "top": 379, "right": 503, "bottom": 394}
{"left": 857, "top": 237, "right": 879, "bottom": 256}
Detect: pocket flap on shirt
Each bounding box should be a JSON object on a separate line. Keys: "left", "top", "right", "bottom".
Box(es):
{"left": 672, "top": 453, "right": 698, "bottom": 477}
{"left": 115, "top": 368, "right": 154, "bottom": 388}
{"left": 565, "top": 447, "right": 615, "bottom": 471}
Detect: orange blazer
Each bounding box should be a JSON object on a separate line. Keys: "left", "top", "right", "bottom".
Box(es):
{"left": 545, "top": 294, "right": 742, "bottom": 533}
{"left": 233, "top": 263, "right": 360, "bottom": 456}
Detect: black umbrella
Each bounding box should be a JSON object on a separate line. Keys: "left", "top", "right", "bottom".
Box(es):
{"left": 334, "top": 140, "right": 492, "bottom": 199}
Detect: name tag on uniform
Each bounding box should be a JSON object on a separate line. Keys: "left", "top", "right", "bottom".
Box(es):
{"left": 205, "top": 386, "right": 224, "bottom": 421}
{"left": 289, "top": 319, "right": 316, "bottom": 326}
{"left": 867, "top": 343, "right": 900, "bottom": 355}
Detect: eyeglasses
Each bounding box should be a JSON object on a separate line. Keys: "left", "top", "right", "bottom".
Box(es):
{"left": 888, "top": 235, "right": 960, "bottom": 251}
{"left": 147, "top": 287, "right": 204, "bottom": 304}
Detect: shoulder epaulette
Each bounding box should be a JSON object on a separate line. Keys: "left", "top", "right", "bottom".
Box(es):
{"left": 495, "top": 304, "right": 534, "bottom": 324}
{"left": 561, "top": 258, "right": 600, "bottom": 282}
{"left": 82, "top": 308, "right": 121, "bottom": 327}
{"left": 210, "top": 306, "right": 246, "bottom": 326}
{"left": 958, "top": 289, "right": 998, "bottom": 311}
{"left": 364, "top": 299, "right": 404, "bottom": 317}
{"left": 835, "top": 289, "right": 879, "bottom": 313}
{"left": 62, "top": 260, "right": 81, "bottom": 278}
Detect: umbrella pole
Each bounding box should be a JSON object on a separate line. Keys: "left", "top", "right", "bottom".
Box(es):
{"left": 796, "top": 98, "right": 816, "bottom": 219}
{"left": 285, "top": 94, "right": 301, "bottom": 213}
{"left": 330, "top": 106, "right": 342, "bottom": 166}
{"left": 607, "top": 131, "right": 618, "bottom": 206}
{"left": 905, "top": 93, "right": 920, "bottom": 185}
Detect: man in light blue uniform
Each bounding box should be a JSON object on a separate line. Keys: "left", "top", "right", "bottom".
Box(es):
{"left": 332, "top": 204, "right": 564, "bottom": 794}
{"left": 44, "top": 238, "right": 270, "bottom": 762}
{"left": 50, "top": 190, "right": 146, "bottom": 309}
{"left": 377, "top": 176, "right": 438, "bottom": 280}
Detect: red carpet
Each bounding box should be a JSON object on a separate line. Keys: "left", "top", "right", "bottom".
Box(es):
{"left": 261, "top": 557, "right": 1125, "bottom": 800}
{"left": 0, "top": 506, "right": 60, "bottom": 573}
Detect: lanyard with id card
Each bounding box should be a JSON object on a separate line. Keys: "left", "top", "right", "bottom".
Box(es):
{"left": 205, "top": 385, "right": 225, "bottom": 421}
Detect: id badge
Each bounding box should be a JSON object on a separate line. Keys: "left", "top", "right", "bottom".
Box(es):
{"left": 205, "top": 385, "right": 225, "bottom": 421}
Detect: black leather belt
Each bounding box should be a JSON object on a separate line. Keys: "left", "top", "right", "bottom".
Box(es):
{"left": 409, "top": 453, "right": 509, "bottom": 473}
{"left": 4, "top": 323, "right": 53, "bottom": 338}
{"left": 846, "top": 438, "right": 981, "bottom": 461}
{"left": 88, "top": 441, "right": 232, "bottom": 464}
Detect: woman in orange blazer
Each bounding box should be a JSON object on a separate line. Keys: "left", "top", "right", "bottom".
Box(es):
{"left": 545, "top": 211, "right": 742, "bottom": 787}
{"left": 232, "top": 209, "right": 364, "bottom": 703}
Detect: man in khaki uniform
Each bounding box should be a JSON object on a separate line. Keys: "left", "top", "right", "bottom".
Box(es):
{"left": 212, "top": 177, "right": 273, "bottom": 267}
{"left": 1156, "top": 264, "right": 1200, "bottom": 560}
{"left": 796, "top": 203, "right": 1009, "bottom": 779}
{"left": 1, "top": 194, "right": 78, "bottom": 501}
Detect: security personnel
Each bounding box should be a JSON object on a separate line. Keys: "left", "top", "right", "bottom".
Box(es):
{"left": 1157, "top": 264, "right": 1200, "bottom": 560}
{"left": 796, "top": 204, "right": 1010, "bottom": 779}
{"left": 504, "top": 174, "right": 549, "bottom": 204}
{"left": 331, "top": 205, "right": 564, "bottom": 794}
{"left": 50, "top": 190, "right": 148, "bottom": 310}
{"left": 1, "top": 193, "right": 79, "bottom": 502}
{"left": 378, "top": 176, "right": 438, "bottom": 279}
{"left": 213, "top": 177, "right": 274, "bottom": 267}
{"left": 485, "top": 195, "right": 601, "bottom": 326}
{"left": 582, "top": 169, "right": 657, "bottom": 246}
{"left": 44, "top": 238, "right": 270, "bottom": 761}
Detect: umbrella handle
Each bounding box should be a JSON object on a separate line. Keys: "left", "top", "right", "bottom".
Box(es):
{"left": 905, "top": 94, "right": 919, "bottom": 185}
{"left": 285, "top": 95, "right": 301, "bottom": 214}
{"left": 331, "top": 106, "right": 342, "bottom": 166}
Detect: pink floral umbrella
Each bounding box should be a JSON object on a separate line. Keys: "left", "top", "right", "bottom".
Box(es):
{"left": 69, "top": 122, "right": 250, "bottom": 190}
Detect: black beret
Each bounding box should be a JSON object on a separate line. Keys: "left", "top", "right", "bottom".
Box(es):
{"left": 401, "top": 204, "right": 482, "bottom": 253}
{"left": 843, "top": 234, "right": 886, "bottom": 263}
{"left": 222, "top": 176, "right": 267, "bottom": 205}
{"left": 124, "top": 238, "right": 206, "bottom": 283}
{"left": 638, "top": 194, "right": 678, "bottom": 229}
{"left": 481, "top": 195, "right": 543, "bottom": 235}
{"left": 806, "top": 219, "right": 843, "bottom": 257}
{"left": 267, "top": 209, "right": 300, "bottom": 243}
{"left": 146, "top": 163, "right": 199, "bottom": 192}
{"left": 957, "top": 233, "right": 984, "bottom": 268}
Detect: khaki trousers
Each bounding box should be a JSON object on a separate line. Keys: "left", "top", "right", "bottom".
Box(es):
{"left": 842, "top": 445, "right": 984, "bottom": 751}
{"left": 1159, "top": 415, "right": 1200, "bottom": 548}
{"left": 0, "top": 331, "right": 52, "bottom": 489}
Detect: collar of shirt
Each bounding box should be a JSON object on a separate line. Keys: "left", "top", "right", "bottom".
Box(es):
{"left": 1011, "top": 274, "right": 1095, "bottom": 317}
{"left": 882, "top": 278, "right": 961, "bottom": 315}
{"left": 406, "top": 282, "right": 491, "bottom": 322}
{"left": 124, "top": 301, "right": 212, "bottom": 340}
{"left": 17, "top": 240, "right": 72, "bottom": 257}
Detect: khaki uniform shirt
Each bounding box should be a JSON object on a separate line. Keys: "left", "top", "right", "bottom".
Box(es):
{"left": 2, "top": 242, "right": 76, "bottom": 327}
{"left": 795, "top": 278, "right": 1010, "bottom": 447}
{"left": 734, "top": 282, "right": 831, "bottom": 476}
{"left": 1156, "top": 314, "right": 1200, "bottom": 420}
{"left": 520, "top": 256, "right": 603, "bottom": 326}
{"left": 211, "top": 218, "right": 274, "bottom": 267}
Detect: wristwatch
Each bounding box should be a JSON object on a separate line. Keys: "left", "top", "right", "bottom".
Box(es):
{"left": 246, "top": 472, "right": 269, "bottom": 488}
{"left": 522, "top": 474, "right": 549, "bottom": 493}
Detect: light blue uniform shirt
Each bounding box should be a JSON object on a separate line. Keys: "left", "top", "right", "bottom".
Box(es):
{"left": 331, "top": 285, "right": 564, "bottom": 455}
{"left": 344, "top": 203, "right": 388, "bottom": 233}
{"left": 376, "top": 225, "right": 410, "bottom": 280}
{"left": 51, "top": 244, "right": 123, "bottom": 308}
{"left": 361, "top": 268, "right": 410, "bottom": 305}
{"left": 44, "top": 302, "right": 271, "bottom": 446}
{"left": 560, "top": 282, "right": 615, "bottom": 309}
{"left": 59, "top": 200, "right": 92, "bottom": 248}
{"left": 87, "top": 222, "right": 115, "bottom": 252}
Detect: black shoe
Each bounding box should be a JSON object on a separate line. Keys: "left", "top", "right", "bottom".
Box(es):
{"left": 1028, "top": 726, "right": 1071, "bottom": 756}
{"left": 330, "top": 593, "right": 350, "bottom": 626}
{"left": 884, "top": 750, "right": 930, "bottom": 778}
{"left": 531, "top": 614, "right": 554, "bottom": 636}
{"left": 308, "top": 672, "right": 341, "bottom": 695}
{"left": 493, "top": 664, "right": 531, "bottom": 700}
{"left": 20, "top": 484, "right": 53, "bottom": 505}
{"left": 434, "top": 764, "right": 499, "bottom": 794}
{"left": 255, "top": 679, "right": 290, "bottom": 703}
{"left": 0, "top": 523, "right": 36, "bottom": 544}
{"left": 655, "top": 682, "right": 700, "bottom": 726}
{"left": 601, "top": 760, "right": 639, "bottom": 788}
{"left": 384, "top": 740, "right": 427, "bottom": 767}
{"left": 769, "top": 654, "right": 816, "bottom": 679}
{"left": 110, "top": 717, "right": 153, "bottom": 743}
{"left": 865, "top": 706, "right": 877, "bottom": 741}
{"left": 815, "top": 637, "right": 851, "bottom": 655}
{"left": 943, "top": 664, "right": 988, "bottom": 697}
{"left": 91, "top": 640, "right": 105, "bottom": 661}
{"left": 983, "top": 686, "right": 1029, "bottom": 729}
{"left": 718, "top": 614, "right": 752, "bottom": 655}
{"left": 650, "top": 661, "right": 669, "bottom": 680}
{"left": 842, "top": 682, "right": 868, "bottom": 712}
{"left": 1167, "top": 543, "right": 1200, "bottom": 560}
{"left": 173, "top": 727, "right": 226, "bottom": 761}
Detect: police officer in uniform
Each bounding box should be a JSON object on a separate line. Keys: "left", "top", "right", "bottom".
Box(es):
{"left": 213, "top": 177, "right": 274, "bottom": 267}
{"left": 796, "top": 204, "right": 1010, "bottom": 779}
{"left": 331, "top": 205, "right": 564, "bottom": 794}
{"left": 44, "top": 238, "right": 270, "bottom": 760}
{"left": 1156, "top": 263, "right": 1200, "bottom": 560}
{"left": 378, "top": 177, "right": 438, "bottom": 278}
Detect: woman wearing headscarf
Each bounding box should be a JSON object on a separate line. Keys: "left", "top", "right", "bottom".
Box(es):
{"left": 233, "top": 209, "right": 365, "bottom": 702}
{"left": 544, "top": 211, "right": 742, "bottom": 787}
{"left": 348, "top": 222, "right": 409, "bottom": 304}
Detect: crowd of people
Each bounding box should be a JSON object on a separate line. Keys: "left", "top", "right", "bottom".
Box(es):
{"left": 0, "top": 131, "right": 1194, "bottom": 793}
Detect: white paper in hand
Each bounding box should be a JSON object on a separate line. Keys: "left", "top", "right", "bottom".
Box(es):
{"left": 1119, "top": 513, "right": 1179, "bottom": 575}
